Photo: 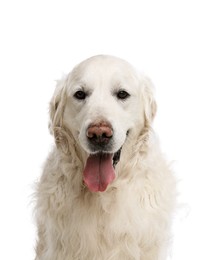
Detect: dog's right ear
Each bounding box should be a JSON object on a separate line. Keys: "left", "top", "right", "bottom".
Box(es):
{"left": 49, "top": 77, "right": 67, "bottom": 135}
{"left": 48, "top": 75, "right": 76, "bottom": 155}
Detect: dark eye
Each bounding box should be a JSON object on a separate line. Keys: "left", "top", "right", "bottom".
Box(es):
{"left": 74, "top": 90, "right": 86, "bottom": 100}
{"left": 117, "top": 90, "right": 130, "bottom": 100}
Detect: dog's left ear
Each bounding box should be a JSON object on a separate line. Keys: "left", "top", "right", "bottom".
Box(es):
{"left": 141, "top": 76, "right": 157, "bottom": 127}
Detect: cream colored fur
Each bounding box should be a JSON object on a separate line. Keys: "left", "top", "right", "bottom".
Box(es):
{"left": 35, "top": 55, "right": 176, "bottom": 260}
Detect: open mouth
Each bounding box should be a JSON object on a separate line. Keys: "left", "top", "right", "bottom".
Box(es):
{"left": 112, "top": 148, "right": 122, "bottom": 167}
{"left": 83, "top": 148, "right": 122, "bottom": 192}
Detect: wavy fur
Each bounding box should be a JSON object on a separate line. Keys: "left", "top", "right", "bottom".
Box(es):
{"left": 35, "top": 55, "right": 176, "bottom": 260}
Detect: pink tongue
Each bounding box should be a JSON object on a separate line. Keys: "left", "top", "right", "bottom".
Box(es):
{"left": 83, "top": 153, "right": 115, "bottom": 192}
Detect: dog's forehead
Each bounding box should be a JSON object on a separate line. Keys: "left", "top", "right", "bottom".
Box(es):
{"left": 70, "top": 55, "right": 139, "bottom": 90}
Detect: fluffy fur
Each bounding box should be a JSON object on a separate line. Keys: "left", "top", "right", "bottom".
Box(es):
{"left": 35, "top": 55, "right": 176, "bottom": 260}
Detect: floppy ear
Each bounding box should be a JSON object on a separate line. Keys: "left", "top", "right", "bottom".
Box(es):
{"left": 141, "top": 76, "right": 157, "bottom": 127}
{"left": 49, "top": 77, "right": 72, "bottom": 154}
{"left": 49, "top": 78, "right": 66, "bottom": 134}
{"left": 132, "top": 76, "right": 157, "bottom": 158}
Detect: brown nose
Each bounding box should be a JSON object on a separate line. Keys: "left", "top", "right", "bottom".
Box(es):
{"left": 87, "top": 121, "right": 113, "bottom": 144}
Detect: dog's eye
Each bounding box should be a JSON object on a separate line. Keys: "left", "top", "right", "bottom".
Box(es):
{"left": 117, "top": 90, "right": 130, "bottom": 100}
{"left": 74, "top": 90, "right": 86, "bottom": 100}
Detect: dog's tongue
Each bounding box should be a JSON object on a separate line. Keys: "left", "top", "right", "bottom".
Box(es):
{"left": 83, "top": 153, "right": 115, "bottom": 192}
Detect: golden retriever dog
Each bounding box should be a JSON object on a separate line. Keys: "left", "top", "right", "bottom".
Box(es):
{"left": 35, "top": 55, "right": 176, "bottom": 260}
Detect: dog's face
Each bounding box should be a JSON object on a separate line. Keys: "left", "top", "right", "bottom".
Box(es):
{"left": 64, "top": 56, "right": 144, "bottom": 155}
{"left": 50, "top": 55, "right": 156, "bottom": 192}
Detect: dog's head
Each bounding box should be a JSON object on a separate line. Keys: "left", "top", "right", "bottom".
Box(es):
{"left": 49, "top": 55, "right": 156, "bottom": 192}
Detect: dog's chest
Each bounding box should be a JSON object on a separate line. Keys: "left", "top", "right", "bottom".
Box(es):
{"left": 64, "top": 188, "right": 143, "bottom": 239}
{"left": 56, "top": 189, "right": 140, "bottom": 256}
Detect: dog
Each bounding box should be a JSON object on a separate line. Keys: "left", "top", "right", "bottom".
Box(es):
{"left": 35, "top": 55, "right": 176, "bottom": 260}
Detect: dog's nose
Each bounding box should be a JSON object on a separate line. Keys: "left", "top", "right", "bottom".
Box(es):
{"left": 87, "top": 121, "right": 113, "bottom": 144}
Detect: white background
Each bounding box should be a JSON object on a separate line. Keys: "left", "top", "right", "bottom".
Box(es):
{"left": 0, "top": 0, "right": 208, "bottom": 259}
